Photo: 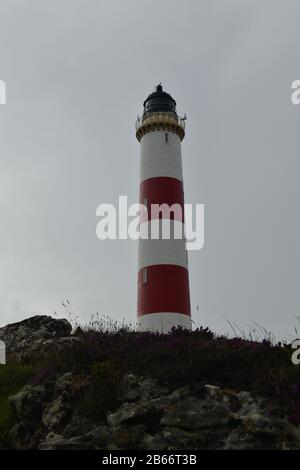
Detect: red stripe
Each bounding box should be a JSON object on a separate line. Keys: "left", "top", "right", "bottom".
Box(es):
{"left": 137, "top": 264, "right": 191, "bottom": 317}
{"left": 140, "top": 177, "right": 184, "bottom": 222}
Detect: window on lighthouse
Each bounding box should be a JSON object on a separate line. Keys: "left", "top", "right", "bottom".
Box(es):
{"left": 165, "top": 133, "right": 169, "bottom": 143}
{"left": 142, "top": 268, "right": 148, "bottom": 285}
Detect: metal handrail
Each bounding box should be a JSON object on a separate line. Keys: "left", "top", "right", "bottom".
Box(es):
{"left": 135, "top": 112, "right": 186, "bottom": 131}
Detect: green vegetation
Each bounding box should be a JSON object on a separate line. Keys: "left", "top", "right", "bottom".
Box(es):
{"left": 80, "top": 360, "right": 121, "bottom": 419}
{"left": 0, "top": 323, "right": 299, "bottom": 446}
{"left": 32, "top": 325, "right": 300, "bottom": 425}
{"left": 0, "top": 365, "right": 34, "bottom": 447}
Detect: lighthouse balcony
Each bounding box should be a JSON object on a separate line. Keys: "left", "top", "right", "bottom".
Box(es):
{"left": 135, "top": 112, "right": 186, "bottom": 142}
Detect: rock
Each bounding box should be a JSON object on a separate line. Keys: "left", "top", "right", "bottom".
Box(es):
{"left": 204, "top": 384, "right": 220, "bottom": 394}
{"left": 141, "top": 432, "right": 168, "bottom": 451}
{"left": 84, "top": 425, "right": 113, "bottom": 448}
{"left": 7, "top": 375, "right": 300, "bottom": 450}
{"left": 8, "top": 383, "right": 54, "bottom": 449}
{"left": 39, "top": 425, "right": 114, "bottom": 450}
{"left": 39, "top": 435, "right": 95, "bottom": 450}
{"left": 55, "top": 372, "right": 73, "bottom": 395}
{"left": 42, "top": 396, "right": 70, "bottom": 431}
{"left": 10, "top": 421, "right": 44, "bottom": 450}
{"left": 62, "top": 414, "right": 101, "bottom": 439}
{"left": 161, "top": 393, "right": 232, "bottom": 430}
{"left": 107, "top": 396, "right": 171, "bottom": 428}
{"left": 112, "top": 424, "right": 147, "bottom": 450}
{"left": 0, "top": 315, "right": 73, "bottom": 361}
{"left": 42, "top": 372, "right": 90, "bottom": 432}
{"left": 9, "top": 383, "right": 52, "bottom": 419}
{"left": 117, "top": 374, "right": 169, "bottom": 403}
{"left": 143, "top": 427, "right": 200, "bottom": 451}
{"left": 164, "top": 427, "right": 213, "bottom": 450}
{"left": 19, "top": 337, "right": 80, "bottom": 363}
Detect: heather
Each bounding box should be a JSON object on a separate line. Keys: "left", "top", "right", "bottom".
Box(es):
{"left": 31, "top": 324, "right": 300, "bottom": 424}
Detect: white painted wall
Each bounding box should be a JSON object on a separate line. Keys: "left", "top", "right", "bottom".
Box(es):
{"left": 139, "top": 220, "right": 187, "bottom": 269}
{"left": 137, "top": 312, "right": 191, "bottom": 333}
{"left": 138, "top": 128, "right": 191, "bottom": 333}
{"left": 140, "top": 131, "right": 183, "bottom": 182}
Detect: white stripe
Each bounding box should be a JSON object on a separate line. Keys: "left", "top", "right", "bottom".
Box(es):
{"left": 0, "top": 341, "right": 6, "bottom": 364}
{"left": 137, "top": 312, "right": 191, "bottom": 333}
{"left": 140, "top": 131, "right": 183, "bottom": 183}
{"left": 138, "top": 220, "right": 187, "bottom": 269}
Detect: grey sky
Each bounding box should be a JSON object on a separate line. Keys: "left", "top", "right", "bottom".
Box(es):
{"left": 0, "top": 0, "right": 299, "bottom": 340}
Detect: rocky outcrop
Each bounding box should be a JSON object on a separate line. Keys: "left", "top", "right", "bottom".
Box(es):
{"left": 0, "top": 315, "right": 76, "bottom": 362}
{"left": 6, "top": 373, "right": 300, "bottom": 450}
{"left": 0, "top": 316, "right": 299, "bottom": 450}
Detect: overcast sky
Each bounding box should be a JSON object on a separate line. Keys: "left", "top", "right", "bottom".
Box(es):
{"left": 0, "top": 0, "right": 299, "bottom": 340}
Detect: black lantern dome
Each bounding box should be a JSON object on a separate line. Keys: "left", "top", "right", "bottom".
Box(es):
{"left": 143, "top": 84, "right": 177, "bottom": 118}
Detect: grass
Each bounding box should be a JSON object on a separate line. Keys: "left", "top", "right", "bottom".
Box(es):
{"left": 29, "top": 320, "right": 300, "bottom": 425}
{"left": 1, "top": 307, "right": 300, "bottom": 440}
{"left": 79, "top": 360, "right": 121, "bottom": 419}
{"left": 0, "top": 365, "right": 34, "bottom": 448}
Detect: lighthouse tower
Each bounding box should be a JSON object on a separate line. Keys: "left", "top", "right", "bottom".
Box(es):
{"left": 136, "top": 84, "right": 191, "bottom": 333}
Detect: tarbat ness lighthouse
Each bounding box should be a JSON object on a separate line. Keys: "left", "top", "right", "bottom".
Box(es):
{"left": 135, "top": 84, "right": 191, "bottom": 333}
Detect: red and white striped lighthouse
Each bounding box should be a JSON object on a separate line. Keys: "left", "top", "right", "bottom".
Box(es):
{"left": 136, "top": 84, "right": 191, "bottom": 333}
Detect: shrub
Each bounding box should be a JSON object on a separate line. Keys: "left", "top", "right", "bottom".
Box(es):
{"left": 31, "top": 325, "right": 300, "bottom": 424}
{"left": 80, "top": 360, "right": 120, "bottom": 419}
{"left": 0, "top": 365, "right": 34, "bottom": 448}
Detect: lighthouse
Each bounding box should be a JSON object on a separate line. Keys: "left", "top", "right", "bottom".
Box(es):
{"left": 136, "top": 84, "right": 191, "bottom": 333}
